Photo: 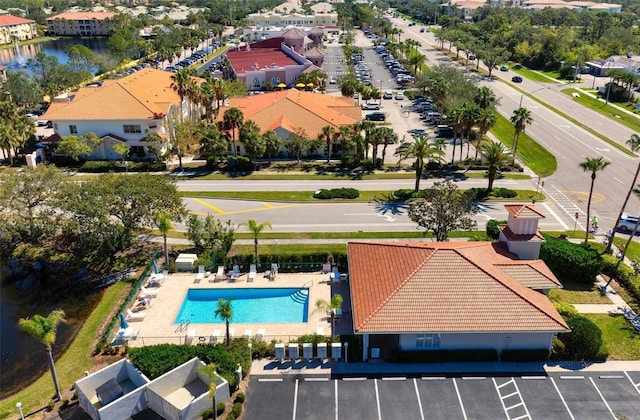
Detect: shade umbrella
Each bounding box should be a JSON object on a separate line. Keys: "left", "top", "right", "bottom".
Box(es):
{"left": 119, "top": 312, "right": 129, "bottom": 330}
{"left": 296, "top": 83, "right": 305, "bottom": 88}
{"left": 306, "top": 83, "right": 314, "bottom": 87}
{"left": 277, "top": 83, "right": 286, "bottom": 88}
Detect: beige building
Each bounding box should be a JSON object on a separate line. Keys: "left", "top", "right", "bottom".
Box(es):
{"left": 0, "top": 15, "right": 37, "bottom": 45}
{"left": 46, "top": 12, "right": 117, "bottom": 36}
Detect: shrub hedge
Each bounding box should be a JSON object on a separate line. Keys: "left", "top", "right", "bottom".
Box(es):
{"left": 469, "top": 187, "right": 518, "bottom": 200}
{"left": 128, "top": 341, "right": 251, "bottom": 392}
{"left": 539, "top": 235, "right": 603, "bottom": 284}
{"left": 500, "top": 349, "right": 550, "bottom": 362}
{"left": 224, "top": 251, "right": 348, "bottom": 273}
{"left": 553, "top": 302, "right": 579, "bottom": 318}
{"left": 486, "top": 219, "right": 507, "bottom": 240}
{"left": 559, "top": 315, "right": 603, "bottom": 360}
{"left": 389, "top": 349, "right": 498, "bottom": 363}
{"left": 601, "top": 254, "right": 640, "bottom": 309}
{"left": 313, "top": 188, "right": 360, "bottom": 200}
{"left": 79, "top": 160, "right": 166, "bottom": 173}
{"left": 393, "top": 189, "right": 424, "bottom": 200}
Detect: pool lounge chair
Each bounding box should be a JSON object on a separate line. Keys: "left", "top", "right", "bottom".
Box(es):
{"left": 185, "top": 329, "right": 196, "bottom": 344}
{"left": 194, "top": 265, "right": 205, "bottom": 283}
{"left": 248, "top": 264, "right": 257, "bottom": 282}
{"left": 126, "top": 309, "right": 146, "bottom": 322}
{"left": 243, "top": 329, "right": 253, "bottom": 339}
{"left": 213, "top": 265, "right": 226, "bottom": 282}
{"left": 256, "top": 328, "right": 266, "bottom": 341}
{"left": 230, "top": 265, "right": 240, "bottom": 282}
{"left": 140, "top": 286, "right": 159, "bottom": 298}
{"left": 331, "top": 266, "right": 340, "bottom": 284}
{"left": 210, "top": 329, "right": 221, "bottom": 344}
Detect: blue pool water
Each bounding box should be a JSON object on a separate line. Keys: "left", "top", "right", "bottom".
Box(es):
{"left": 175, "top": 288, "right": 309, "bottom": 324}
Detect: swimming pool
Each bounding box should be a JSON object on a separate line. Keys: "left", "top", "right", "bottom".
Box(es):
{"left": 174, "top": 288, "right": 309, "bottom": 324}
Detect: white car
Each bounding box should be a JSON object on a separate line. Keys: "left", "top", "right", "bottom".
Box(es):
{"left": 329, "top": 78, "right": 337, "bottom": 84}
{"left": 395, "top": 92, "right": 405, "bottom": 100}
{"left": 617, "top": 214, "right": 640, "bottom": 233}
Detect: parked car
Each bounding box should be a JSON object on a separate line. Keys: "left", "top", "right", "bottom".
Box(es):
{"left": 617, "top": 214, "right": 640, "bottom": 233}
{"left": 329, "top": 78, "right": 337, "bottom": 84}
{"left": 512, "top": 76, "right": 523, "bottom": 83}
{"left": 383, "top": 91, "right": 393, "bottom": 100}
{"left": 361, "top": 102, "right": 381, "bottom": 110}
{"left": 420, "top": 28, "right": 425, "bottom": 33}
{"left": 395, "top": 92, "right": 405, "bottom": 100}
{"left": 500, "top": 65, "right": 509, "bottom": 72}
{"left": 365, "top": 112, "right": 386, "bottom": 121}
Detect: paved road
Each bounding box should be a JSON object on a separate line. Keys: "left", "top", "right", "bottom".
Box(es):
{"left": 388, "top": 17, "right": 640, "bottom": 233}
{"left": 245, "top": 371, "right": 640, "bottom": 420}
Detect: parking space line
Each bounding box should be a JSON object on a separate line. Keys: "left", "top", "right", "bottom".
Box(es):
{"left": 374, "top": 379, "right": 382, "bottom": 420}
{"left": 588, "top": 377, "right": 616, "bottom": 419}
{"left": 550, "top": 377, "right": 576, "bottom": 420}
{"left": 452, "top": 378, "right": 468, "bottom": 420}
{"left": 381, "top": 377, "right": 406, "bottom": 381}
{"left": 624, "top": 371, "right": 640, "bottom": 395}
{"left": 421, "top": 377, "right": 446, "bottom": 380}
{"left": 560, "top": 376, "right": 584, "bottom": 380}
{"left": 292, "top": 379, "right": 299, "bottom": 420}
{"left": 335, "top": 380, "right": 338, "bottom": 420}
{"left": 343, "top": 377, "right": 367, "bottom": 381}
{"left": 258, "top": 378, "right": 283, "bottom": 382}
{"left": 305, "top": 378, "right": 329, "bottom": 381}
{"left": 462, "top": 376, "right": 486, "bottom": 380}
{"left": 413, "top": 378, "right": 425, "bottom": 420}
{"left": 599, "top": 375, "right": 624, "bottom": 379}
{"left": 492, "top": 378, "right": 531, "bottom": 420}
{"left": 521, "top": 376, "right": 546, "bottom": 380}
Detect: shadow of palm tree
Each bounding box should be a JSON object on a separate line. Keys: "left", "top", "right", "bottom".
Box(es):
{"left": 371, "top": 193, "right": 411, "bottom": 216}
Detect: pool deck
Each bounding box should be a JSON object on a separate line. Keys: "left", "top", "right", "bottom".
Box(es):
{"left": 125, "top": 270, "right": 335, "bottom": 347}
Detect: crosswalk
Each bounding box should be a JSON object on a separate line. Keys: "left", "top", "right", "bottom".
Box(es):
{"left": 543, "top": 184, "right": 587, "bottom": 229}
{"left": 493, "top": 378, "right": 532, "bottom": 420}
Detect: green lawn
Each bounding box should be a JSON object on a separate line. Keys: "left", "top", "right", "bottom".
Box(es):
{"left": 583, "top": 313, "right": 640, "bottom": 360}
{"left": 490, "top": 113, "right": 557, "bottom": 177}
{"left": 549, "top": 282, "right": 612, "bottom": 304}
{"left": 0, "top": 281, "right": 131, "bottom": 419}
{"left": 510, "top": 66, "right": 560, "bottom": 84}
{"left": 561, "top": 88, "right": 640, "bottom": 134}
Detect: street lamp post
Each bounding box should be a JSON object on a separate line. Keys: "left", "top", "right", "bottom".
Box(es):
{"left": 16, "top": 402, "right": 24, "bottom": 420}
{"left": 275, "top": 239, "right": 278, "bottom": 264}
{"left": 248, "top": 342, "right": 252, "bottom": 361}
{"left": 378, "top": 79, "right": 383, "bottom": 104}
{"left": 605, "top": 58, "right": 614, "bottom": 105}
{"left": 344, "top": 342, "right": 349, "bottom": 363}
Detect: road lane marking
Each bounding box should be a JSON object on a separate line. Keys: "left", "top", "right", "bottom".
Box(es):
{"left": 452, "top": 378, "right": 468, "bottom": 420}
{"left": 624, "top": 371, "right": 640, "bottom": 395}
{"left": 374, "top": 379, "right": 382, "bottom": 420}
{"left": 292, "top": 378, "right": 299, "bottom": 420}
{"left": 335, "top": 379, "right": 338, "bottom": 420}
{"left": 612, "top": 177, "right": 624, "bottom": 184}
{"left": 589, "top": 377, "right": 616, "bottom": 419}
{"left": 550, "top": 377, "right": 576, "bottom": 420}
{"left": 413, "top": 378, "right": 425, "bottom": 420}
{"left": 540, "top": 202, "right": 570, "bottom": 230}
{"left": 192, "top": 198, "right": 226, "bottom": 214}
{"left": 261, "top": 202, "right": 274, "bottom": 208}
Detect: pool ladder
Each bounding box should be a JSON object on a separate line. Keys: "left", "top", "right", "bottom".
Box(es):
{"left": 175, "top": 319, "right": 190, "bottom": 333}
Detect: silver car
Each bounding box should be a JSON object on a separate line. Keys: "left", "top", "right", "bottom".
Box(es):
{"left": 617, "top": 214, "right": 640, "bottom": 233}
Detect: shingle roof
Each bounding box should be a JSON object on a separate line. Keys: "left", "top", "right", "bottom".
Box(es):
{"left": 44, "top": 69, "right": 186, "bottom": 121}
{"left": 347, "top": 241, "right": 568, "bottom": 334}
{"left": 217, "top": 89, "right": 361, "bottom": 138}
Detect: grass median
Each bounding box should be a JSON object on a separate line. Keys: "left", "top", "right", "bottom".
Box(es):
{"left": 561, "top": 88, "right": 640, "bottom": 134}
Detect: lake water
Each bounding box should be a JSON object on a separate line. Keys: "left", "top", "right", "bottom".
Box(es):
{"left": 0, "top": 37, "right": 109, "bottom": 74}
{"left": 0, "top": 279, "right": 103, "bottom": 399}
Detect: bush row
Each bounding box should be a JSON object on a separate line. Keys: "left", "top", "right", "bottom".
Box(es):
{"left": 222, "top": 251, "right": 348, "bottom": 271}
{"left": 313, "top": 188, "right": 360, "bottom": 199}
{"left": 539, "top": 235, "right": 603, "bottom": 284}
{"left": 390, "top": 349, "right": 498, "bottom": 363}
{"left": 469, "top": 187, "right": 518, "bottom": 199}
{"left": 601, "top": 254, "right": 640, "bottom": 308}
{"left": 556, "top": 315, "right": 607, "bottom": 361}
{"left": 128, "top": 340, "right": 251, "bottom": 392}
{"left": 79, "top": 160, "right": 166, "bottom": 172}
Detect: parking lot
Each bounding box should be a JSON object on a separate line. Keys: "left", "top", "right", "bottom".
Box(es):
{"left": 244, "top": 371, "right": 640, "bottom": 419}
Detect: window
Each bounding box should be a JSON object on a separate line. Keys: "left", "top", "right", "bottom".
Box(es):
{"left": 123, "top": 124, "right": 142, "bottom": 134}
{"left": 69, "top": 125, "right": 77, "bottom": 134}
{"left": 416, "top": 333, "right": 441, "bottom": 349}
{"left": 271, "top": 76, "right": 281, "bottom": 85}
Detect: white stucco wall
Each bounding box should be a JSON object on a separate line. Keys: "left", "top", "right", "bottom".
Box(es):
{"left": 397, "top": 331, "right": 555, "bottom": 352}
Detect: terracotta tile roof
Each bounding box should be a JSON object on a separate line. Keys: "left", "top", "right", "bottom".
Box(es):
{"left": 304, "top": 47, "right": 324, "bottom": 58}
{"left": 283, "top": 27, "right": 307, "bottom": 38}
{"left": 347, "top": 241, "right": 568, "bottom": 334}
{"left": 0, "top": 15, "right": 35, "bottom": 26}
{"left": 505, "top": 204, "right": 546, "bottom": 219}
{"left": 44, "top": 69, "right": 185, "bottom": 121}
{"left": 495, "top": 263, "right": 562, "bottom": 290}
{"left": 499, "top": 225, "right": 545, "bottom": 241}
{"left": 226, "top": 48, "right": 298, "bottom": 73}
{"left": 48, "top": 12, "right": 116, "bottom": 20}
{"left": 217, "top": 89, "right": 361, "bottom": 138}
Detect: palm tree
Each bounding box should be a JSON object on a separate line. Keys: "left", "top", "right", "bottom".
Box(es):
{"left": 579, "top": 156, "right": 611, "bottom": 246}
{"left": 473, "top": 86, "right": 499, "bottom": 110}
{"left": 18, "top": 309, "right": 66, "bottom": 400}
{"left": 448, "top": 107, "right": 464, "bottom": 164}
{"left": 318, "top": 125, "right": 336, "bottom": 163}
{"left": 407, "top": 50, "right": 426, "bottom": 74}
{"left": 198, "top": 363, "right": 219, "bottom": 418}
{"left": 315, "top": 293, "right": 343, "bottom": 339}
{"left": 510, "top": 107, "right": 533, "bottom": 166}
{"left": 481, "top": 141, "right": 511, "bottom": 191}
{"left": 377, "top": 127, "right": 398, "bottom": 167}
{"left": 239, "top": 219, "right": 272, "bottom": 263}
{"left": 474, "top": 108, "right": 497, "bottom": 160}
{"left": 262, "top": 130, "right": 282, "bottom": 164}
{"left": 223, "top": 107, "right": 244, "bottom": 157}
{"left": 606, "top": 134, "right": 640, "bottom": 254}
{"left": 170, "top": 68, "right": 195, "bottom": 122}
{"left": 395, "top": 136, "right": 445, "bottom": 192}
{"left": 155, "top": 212, "right": 173, "bottom": 265}
{"left": 215, "top": 298, "right": 233, "bottom": 343}
{"left": 461, "top": 104, "right": 478, "bottom": 159}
